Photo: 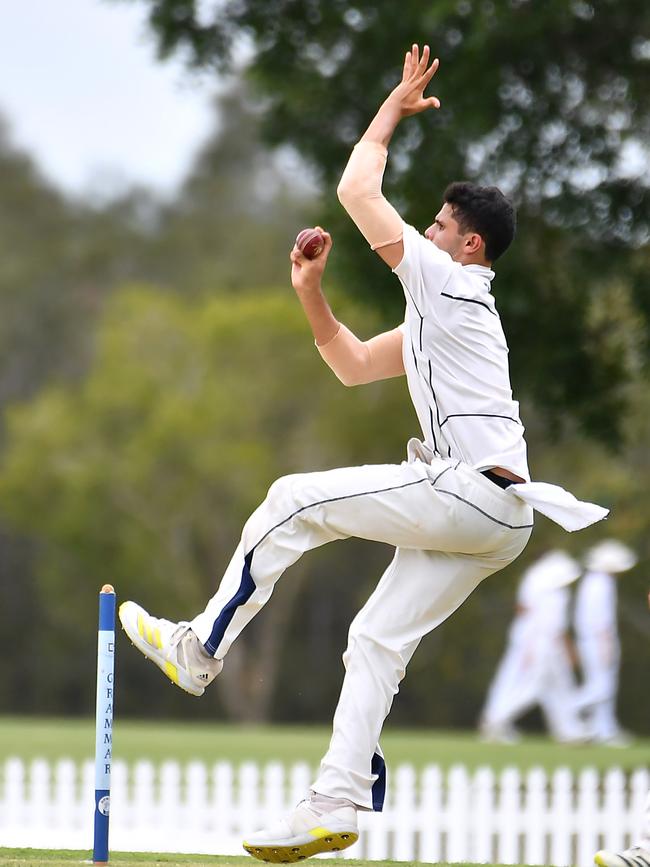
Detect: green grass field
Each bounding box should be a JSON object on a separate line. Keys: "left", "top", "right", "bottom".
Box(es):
{"left": 2, "top": 716, "right": 649, "bottom": 772}
{"left": 0, "top": 853, "right": 262, "bottom": 867}
{"left": 0, "top": 850, "right": 519, "bottom": 867}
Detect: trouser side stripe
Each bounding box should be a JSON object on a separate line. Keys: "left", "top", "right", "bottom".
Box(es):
{"left": 371, "top": 752, "right": 386, "bottom": 812}
{"left": 205, "top": 550, "right": 255, "bottom": 655}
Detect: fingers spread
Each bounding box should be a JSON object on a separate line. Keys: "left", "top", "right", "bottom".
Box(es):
{"left": 422, "top": 57, "right": 440, "bottom": 85}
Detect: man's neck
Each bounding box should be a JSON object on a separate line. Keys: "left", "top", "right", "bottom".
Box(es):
{"left": 458, "top": 253, "right": 491, "bottom": 268}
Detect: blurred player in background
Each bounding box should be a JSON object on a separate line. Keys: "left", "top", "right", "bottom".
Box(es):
{"left": 573, "top": 539, "right": 637, "bottom": 745}
{"left": 479, "top": 549, "right": 585, "bottom": 744}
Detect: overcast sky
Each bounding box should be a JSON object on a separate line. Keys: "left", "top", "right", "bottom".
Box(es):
{"left": 0, "top": 0, "right": 217, "bottom": 198}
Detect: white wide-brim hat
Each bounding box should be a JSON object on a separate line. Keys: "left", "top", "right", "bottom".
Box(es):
{"left": 584, "top": 539, "right": 637, "bottom": 574}
{"left": 525, "top": 549, "right": 583, "bottom": 595}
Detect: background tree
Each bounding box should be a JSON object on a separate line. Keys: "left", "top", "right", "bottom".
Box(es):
{"left": 130, "top": 83, "right": 317, "bottom": 294}
{"left": 118, "top": 0, "right": 650, "bottom": 444}
{"left": 0, "top": 90, "right": 316, "bottom": 718}
{"left": 0, "top": 286, "right": 414, "bottom": 721}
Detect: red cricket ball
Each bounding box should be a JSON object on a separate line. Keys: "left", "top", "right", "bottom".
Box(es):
{"left": 296, "top": 228, "right": 325, "bottom": 260}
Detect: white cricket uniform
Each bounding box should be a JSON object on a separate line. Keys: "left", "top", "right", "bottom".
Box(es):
{"left": 573, "top": 569, "right": 622, "bottom": 740}
{"left": 191, "top": 222, "right": 534, "bottom": 810}
{"left": 481, "top": 555, "right": 584, "bottom": 741}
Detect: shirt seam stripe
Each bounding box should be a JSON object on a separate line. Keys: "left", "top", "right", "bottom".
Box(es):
{"left": 440, "top": 412, "right": 523, "bottom": 428}
{"left": 440, "top": 292, "right": 498, "bottom": 316}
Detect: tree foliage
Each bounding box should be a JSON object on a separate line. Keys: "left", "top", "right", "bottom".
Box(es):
{"left": 0, "top": 286, "right": 413, "bottom": 720}
{"left": 0, "top": 92, "right": 316, "bottom": 718}
{"left": 118, "top": 0, "right": 650, "bottom": 444}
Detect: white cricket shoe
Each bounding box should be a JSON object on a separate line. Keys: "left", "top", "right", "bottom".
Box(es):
{"left": 118, "top": 601, "right": 222, "bottom": 696}
{"left": 243, "top": 792, "right": 359, "bottom": 863}
{"left": 479, "top": 721, "right": 521, "bottom": 744}
{"left": 595, "top": 847, "right": 650, "bottom": 867}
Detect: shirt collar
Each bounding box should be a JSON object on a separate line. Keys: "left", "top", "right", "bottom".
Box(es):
{"left": 463, "top": 264, "right": 495, "bottom": 284}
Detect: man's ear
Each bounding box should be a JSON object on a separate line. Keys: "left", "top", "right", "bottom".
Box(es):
{"left": 465, "top": 232, "right": 483, "bottom": 254}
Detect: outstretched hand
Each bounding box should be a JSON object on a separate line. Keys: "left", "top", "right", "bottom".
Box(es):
{"left": 388, "top": 44, "right": 440, "bottom": 117}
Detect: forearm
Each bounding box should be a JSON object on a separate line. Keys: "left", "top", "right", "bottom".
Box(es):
{"left": 359, "top": 97, "right": 402, "bottom": 148}
{"left": 295, "top": 285, "right": 381, "bottom": 386}
{"left": 295, "top": 286, "right": 340, "bottom": 347}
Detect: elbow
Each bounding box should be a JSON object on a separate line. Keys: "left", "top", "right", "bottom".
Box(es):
{"left": 335, "top": 370, "right": 364, "bottom": 387}
{"left": 336, "top": 179, "right": 350, "bottom": 209}
{"left": 337, "top": 178, "right": 358, "bottom": 211}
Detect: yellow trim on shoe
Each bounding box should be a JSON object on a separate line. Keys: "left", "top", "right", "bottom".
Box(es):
{"left": 243, "top": 830, "right": 358, "bottom": 863}
{"left": 164, "top": 661, "right": 179, "bottom": 685}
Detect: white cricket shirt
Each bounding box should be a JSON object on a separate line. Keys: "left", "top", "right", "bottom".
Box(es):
{"left": 394, "top": 222, "right": 530, "bottom": 480}
{"left": 574, "top": 570, "right": 617, "bottom": 637}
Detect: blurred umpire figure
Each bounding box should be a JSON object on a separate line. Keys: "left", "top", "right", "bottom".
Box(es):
{"left": 118, "top": 44, "right": 608, "bottom": 863}
{"left": 573, "top": 539, "right": 637, "bottom": 745}
{"left": 479, "top": 550, "right": 585, "bottom": 744}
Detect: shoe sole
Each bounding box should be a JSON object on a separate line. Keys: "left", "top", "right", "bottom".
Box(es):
{"left": 243, "top": 830, "right": 358, "bottom": 863}
{"left": 118, "top": 602, "right": 204, "bottom": 697}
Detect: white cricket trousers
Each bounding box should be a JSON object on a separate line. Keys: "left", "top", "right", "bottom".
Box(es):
{"left": 573, "top": 636, "right": 621, "bottom": 741}
{"left": 191, "top": 449, "right": 533, "bottom": 810}
{"left": 481, "top": 632, "right": 585, "bottom": 742}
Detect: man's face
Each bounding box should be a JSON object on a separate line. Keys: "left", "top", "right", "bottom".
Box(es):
{"left": 424, "top": 202, "right": 469, "bottom": 261}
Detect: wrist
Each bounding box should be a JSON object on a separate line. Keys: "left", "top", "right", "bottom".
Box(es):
{"left": 360, "top": 98, "right": 401, "bottom": 148}
{"left": 383, "top": 93, "right": 405, "bottom": 115}
{"left": 294, "top": 278, "right": 323, "bottom": 299}
{"left": 315, "top": 321, "right": 341, "bottom": 347}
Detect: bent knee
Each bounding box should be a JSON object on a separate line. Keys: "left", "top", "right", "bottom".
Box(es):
{"left": 343, "top": 629, "right": 406, "bottom": 678}
{"left": 266, "top": 472, "right": 331, "bottom": 513}
{"left": 265, "top": 474, "right": 298, "bottom": 504}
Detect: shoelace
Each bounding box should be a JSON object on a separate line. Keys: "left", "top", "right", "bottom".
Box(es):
{"left": 166, "top": 621, "right": 192, "bottom": 662}
{"left": 304, "top": 792, "right": 356, "bottom": 815}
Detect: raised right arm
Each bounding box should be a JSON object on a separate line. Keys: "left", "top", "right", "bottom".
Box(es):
{"left": 337, "top": 44, "right": 440, "bottom": 270}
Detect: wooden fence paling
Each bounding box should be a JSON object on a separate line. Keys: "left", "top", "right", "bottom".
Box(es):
{"left": 0, "top": 756, "right": 645, "bottom": 864}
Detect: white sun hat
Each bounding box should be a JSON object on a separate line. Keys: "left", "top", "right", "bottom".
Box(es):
{"left": 520, "top": 550, "right": 583, "bottom": 604}
{"left": 584, "top": 539, "right": 637, "bottom": 574}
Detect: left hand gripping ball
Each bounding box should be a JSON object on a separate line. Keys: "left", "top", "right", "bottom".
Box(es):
{"left": 296, "top": 228, "right": 325, "bottom": 260}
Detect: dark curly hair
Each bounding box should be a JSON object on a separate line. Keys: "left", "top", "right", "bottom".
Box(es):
{"left": 444, "top": 182, "right": 516, "bottom": 263}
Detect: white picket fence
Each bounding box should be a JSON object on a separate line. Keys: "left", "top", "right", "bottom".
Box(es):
{"left": 1, "top": 757, "right": 648, "bottom": 865}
